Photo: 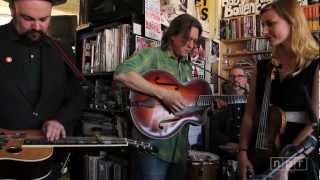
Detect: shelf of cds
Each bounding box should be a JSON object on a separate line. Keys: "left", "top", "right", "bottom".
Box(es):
{"left": 79, "top": 24, "right": 132, "bottom": 75}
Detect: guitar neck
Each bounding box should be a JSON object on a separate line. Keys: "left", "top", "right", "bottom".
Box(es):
{"left": 197, "top": 95, "right": 247, "bottom": 106}
{"left": 255, "top": 69, "right": 273, "bottom": 150}
{"left": 23, "top": 137, "right": 156, "bottom": 152}
{"left": 23, "top": 136, "right": 129, "bottom": 148}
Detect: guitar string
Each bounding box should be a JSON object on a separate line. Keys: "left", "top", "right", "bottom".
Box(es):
{"left": 256, "top": 71, "right": 272, "bottom": 149}
{"left": 256, "top": 70, "right": 270, "bottom": 148}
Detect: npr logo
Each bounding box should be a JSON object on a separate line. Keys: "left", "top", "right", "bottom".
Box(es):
{"left": 270, "top": 157, "right": 308, "bottom": 171}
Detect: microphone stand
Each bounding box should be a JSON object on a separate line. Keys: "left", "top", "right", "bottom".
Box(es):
{"left": 191, "top": 62, "right": 249, "bottom": 96}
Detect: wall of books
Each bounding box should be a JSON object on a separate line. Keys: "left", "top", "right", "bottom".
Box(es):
{"left": 303, "top": 3, "right": 320, "bottom": 42}
{"left": 218, "top": 0, "right": 273, "bottom": 94}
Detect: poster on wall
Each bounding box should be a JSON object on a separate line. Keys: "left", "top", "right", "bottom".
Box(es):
{"left": 195, "top": 0, "right": 210, "bottom": 36}
{"left": 160, "top": 0, "right": 188, "bottom": 26}
{"left": 145, "top": 0, "right": 162, "bottom": 40}
{"left": 135, "top": 35, "right": 161, "bottom": 51}
{"left": 222, "top": 0, "right": 273, "bottom": 18}
{"left": 191, "top": 38, "right": 206, "bottom": 79}
{"left": 211, "top": 40, "right": 219, "bottom": 58}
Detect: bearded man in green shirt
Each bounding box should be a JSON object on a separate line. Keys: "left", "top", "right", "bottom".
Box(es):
{"left": 114, "top": 14, "right": 202, "bottom": 180}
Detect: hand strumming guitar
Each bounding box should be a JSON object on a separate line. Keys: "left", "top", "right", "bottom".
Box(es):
{"left": 156, "top": 88, "right": 187, "bottom": 113}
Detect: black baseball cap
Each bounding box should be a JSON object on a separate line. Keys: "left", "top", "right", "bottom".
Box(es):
{"left": 4, "top": 0, "right": 67, "bottom": 6}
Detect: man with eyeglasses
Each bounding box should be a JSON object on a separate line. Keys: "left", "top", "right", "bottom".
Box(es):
{"left": 114, "top": 14, "right": 202, "bottom": 180}
{"left": 222, "top": 66, "right": 249, "bottom": 95}
{"left": 210, "top": 66, "right": 249, "bottom": 180}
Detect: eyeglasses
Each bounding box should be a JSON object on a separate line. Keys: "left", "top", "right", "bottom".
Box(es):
{"left": 230, "top": 75, "right": 246, "bottom": 79}
{"left": 184, "top": 37, "right": 199, "bottom": 45}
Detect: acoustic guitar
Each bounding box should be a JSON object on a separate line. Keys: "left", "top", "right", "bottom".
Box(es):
{"left": 0, "top": 128, "right": 154, "bottom": 179}
{"left": 130, "top": 70, "right": 247, "bottom": 139}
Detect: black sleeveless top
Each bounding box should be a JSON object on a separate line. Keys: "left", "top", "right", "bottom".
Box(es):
{"left": 256, "top": 58, "right": 319, "bottom": 111}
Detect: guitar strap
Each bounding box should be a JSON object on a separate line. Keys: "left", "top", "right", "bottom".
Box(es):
{"left": 45, "top": 36, "right": 86, "bottom": 81}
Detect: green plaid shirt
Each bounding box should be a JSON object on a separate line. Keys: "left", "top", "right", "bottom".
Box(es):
{"left": 115, "top": 47, "right": 192, "bottom": 163}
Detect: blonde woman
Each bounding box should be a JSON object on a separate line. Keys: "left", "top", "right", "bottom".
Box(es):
{"left": 238, "top": 0, "right": 319, "bottom": 179}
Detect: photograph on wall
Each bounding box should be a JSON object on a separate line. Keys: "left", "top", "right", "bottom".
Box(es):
{"left": 190, "top": 37, "right": 206, "bottom": 61}
{"left": 145, "top": 0, "right": 162, "bottom": 40}
{"left": 160, "top": 0, "right": 188, "bottom": 26}
{"left": 211, "top": 40, "right": 219, "bottom": 58}
{"left": 191, "top": 37, "right": 206, "bottom": 79}
{"left": 135, "top": 35, "right": 161, "bottom": 51}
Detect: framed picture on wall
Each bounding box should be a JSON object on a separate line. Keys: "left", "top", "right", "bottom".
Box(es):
{"left": 135, "top": 35, "right": 160, "bottom": 51}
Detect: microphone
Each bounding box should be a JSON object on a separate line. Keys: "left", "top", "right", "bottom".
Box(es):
{"left": 191, "top": 60, "right": 249, "bottom": 96}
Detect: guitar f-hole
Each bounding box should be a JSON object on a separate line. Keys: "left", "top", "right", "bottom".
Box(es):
{"left": 154, "top": 76, "right": 179, "bottom": 90}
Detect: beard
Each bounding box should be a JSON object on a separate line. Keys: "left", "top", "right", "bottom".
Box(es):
{"left": 20, "top": 30, "right": 45, "bottom": 44}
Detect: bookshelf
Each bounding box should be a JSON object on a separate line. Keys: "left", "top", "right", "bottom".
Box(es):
{"left": 303, "top": 3, "right": 320, "bottom": 42}
{"left": 303, "top": 3, "right": 320, "bottom": 32}
{"left": 219, "top": 13, "right": 271, "bottom": 92}
{"left": 74, "top": 7, "right": 137, "bottom": 180}
{"left": 218, "top": 2, "right": 319, "bottom": 94}
{"left": 73, "top": 0, "right": 164, "bottom": 179}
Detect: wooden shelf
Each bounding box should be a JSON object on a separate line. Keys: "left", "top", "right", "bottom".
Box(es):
{"left": 223, "top": 51, "right": 271, "bottom": 57}
{"left": 221, "top": 37, "right": 269, "bottom": 43}
{"left": 76, "top": 23, "right": 91, "bottom": 31}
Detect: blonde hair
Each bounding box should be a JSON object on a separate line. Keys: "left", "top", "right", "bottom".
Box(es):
{"left": 261, "top": 0, "right": 319, "bottom": 73}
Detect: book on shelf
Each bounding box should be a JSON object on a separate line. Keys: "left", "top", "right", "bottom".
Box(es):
{"left": 303, "top": 4, "right": 320, "bottom": 32}
{"left": 220, "top": 15, "right": 262, "bottom": 40}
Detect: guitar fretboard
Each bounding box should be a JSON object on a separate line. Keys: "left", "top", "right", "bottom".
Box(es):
{"left": 23, "top": 137, "right": 128, "bottom": 147}
{"left": 197, "top": 95, "right": 247, "bottom": 106}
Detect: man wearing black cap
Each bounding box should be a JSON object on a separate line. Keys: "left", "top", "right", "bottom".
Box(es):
{"left": 0, "top": 0, "right": 83, "bottom": 179}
